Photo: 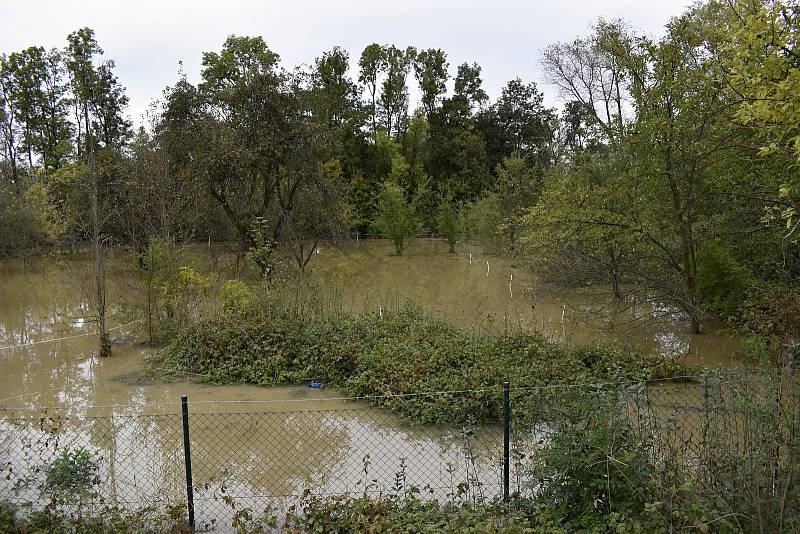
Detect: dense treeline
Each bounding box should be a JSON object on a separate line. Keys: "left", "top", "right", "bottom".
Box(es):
{"left": 0, "top": 29, "right": 555, "bottom": 262}
{"left": 1, "top": 0, "right": 799, "bottom": 352}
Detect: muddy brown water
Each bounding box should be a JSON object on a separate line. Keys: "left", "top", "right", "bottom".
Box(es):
{"left": 0, "top": 240, "right": 742, "bottom": 529}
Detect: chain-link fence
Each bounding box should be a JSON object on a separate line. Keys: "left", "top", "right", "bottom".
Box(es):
{"left": 1, "top": 370, "right": 796, "bottom": 532}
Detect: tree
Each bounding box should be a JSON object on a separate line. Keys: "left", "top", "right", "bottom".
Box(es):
{"left": 310, "top": 47, "right": 367, "bottom": 181}
{"left": 163, "top": 35, "right": 347, "bottom": 276}
{"left": 522, "top": 150, "right": 638, "bottom": 301}
{"left": 373, "top": 180, "right": 420, "bottom": 255}
{"left": 310, "top": 47, "right": 361, "bottom": 128}
{"left": 725, "top": 0, "right": 800, "bottom": 238}
{"left": 5, "top": 47, "right": 72, "bottom": 171}
{"left": 280, "top": 159, "right": 350, "bottom": 273}
{"left": 465, "top": 192, "right": 503, "bottom": 251}
{"left": 64, "top": 27, "right": 130, "bottom": 356}
{"left": 454, "top": 62, "right": 488, "bottom": 110}
{"left": 435, "top": 193, "right": 464, "bottom": 253}
{"left": 560, "top": 100, "right": 605, "bottom": 156}
{"left": 494, "top": 152, "right": 539, "bottom": 247}
{"left": 0, "top": 55, "right": 22, "bottom": 187}
{"left": 527, "top": 6, "right": 751, "bottom": 332}
{"left": 479, "top": 78, "right": 556, "bottom": 172}
{"left": 541, "top": 19, "right": 631, "bottom": 143}
{"left": 413, "top": 48, "right": 448, "bottom": 115}
{"left": 0, "top": 181, "right": 37, "bottom": 256}
{"left": 358, "top": 43, "right": 385, "bottom": 144}
{"left": 379, "top": 45, "right": 414, "bottom": 141}
{"left": 427, "top": 94, "right": 490, "bottom": 200}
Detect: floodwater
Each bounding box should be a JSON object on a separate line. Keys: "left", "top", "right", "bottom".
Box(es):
{"left": 0, "top": 240, "right": 743, "bottom": 530}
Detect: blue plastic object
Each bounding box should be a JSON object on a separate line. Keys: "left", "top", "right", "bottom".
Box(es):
{"left": 309, "top": 380, "right": 324, "bottom": 389}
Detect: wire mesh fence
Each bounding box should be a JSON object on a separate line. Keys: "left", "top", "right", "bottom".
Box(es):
{"left": 0, "top": 370, "right": 796, "bottom": 532}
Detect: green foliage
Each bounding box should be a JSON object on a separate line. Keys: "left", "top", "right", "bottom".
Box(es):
{"left": 727, "top": 1, "right": 800, "bottom": 237}
{"left": 288, "top": 369, "right": 797, "bottom": 533}
{"left": 127, "top": 237, "right": 211, "bottom": 343}
{"left": 372, "top": 180, "right": 420, "bottom": 255}
{"left": 0, "top": 183, "right": 38, "bottom": 256}
{"left": 413, "top": 48, "right": 449, "bottom": 115}
{"left": 494, "top": 152, "right": 540, "bottom": 247}
{"left": 696, "top": 241, "right": 753, "bottom": 319}
{"left": 435, "top": 194, "right": 464, "bottom": 253}
{"left": 0, "top": 500, "right": 190, "bottom": 533}
{"left": 219, "top": 279, "right": 254, "bottom": 316}
{"left": 43, "top": 447, "right": 99, "bottom": 503}
{"left": 162, "top": 307, "right": 685, "bottom": 425}
{"left": 740, "top": 282, "right": 800, "bottom": 364}
{"left": 246, "top": 216, "right": 277, "bottom": 277}
{"left": 296, "top": 494, "right": 564, "bottom": 533}
{"left": 464, "top": 192, "right": 503, "bottom": 251}
{"left": 529, "top": 392, "right": 654, "bottom": 523}
{"left": 24, "top": 162, "right": 85, "bottom": 241}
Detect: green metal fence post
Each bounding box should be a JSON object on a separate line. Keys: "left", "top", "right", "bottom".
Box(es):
{"left": 503, "top": 381, "right": 510, "bottom": 503}
{"left": 181, "top": 395, "right": 196, "bottom": 532}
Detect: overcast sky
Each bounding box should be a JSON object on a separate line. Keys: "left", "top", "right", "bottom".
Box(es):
{"left": 2, "top": 0, "right": 693, "bottom": 126}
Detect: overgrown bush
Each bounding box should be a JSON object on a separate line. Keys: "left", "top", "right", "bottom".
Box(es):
{"left": 124, "top": 237, "right": 212, "bottom": 343}
{"left": 0, "top": 500, "right": 190, "bottom": 533}
{"left": 0, "top": 182, "right": 39, "bottom": 257}
{"left": 161, "top": 306, "right": 685, "bottom": 425}
{"left": 527, "top": 390, "right": 655, "bottom": 527}
{"left": 44, "top": 447, "right": 100, "bottom": 504}
{"left": 740, "top": 282, "right": 800, "bottom": 362}
{"left": 295, "top": 494, "right": 564, "bottom": 533}
{"left": 696, "top": 241, "right": 753, "bottom": 319}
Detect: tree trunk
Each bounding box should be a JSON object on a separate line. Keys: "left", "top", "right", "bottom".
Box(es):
{"left": 85, "top": 100, "right": 110, "bottom": 357}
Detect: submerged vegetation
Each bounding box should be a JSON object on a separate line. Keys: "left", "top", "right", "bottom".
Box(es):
{"left": 159, "top": 287, "right": 685, "bottom": 424}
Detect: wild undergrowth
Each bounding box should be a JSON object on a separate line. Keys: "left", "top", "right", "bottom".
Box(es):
{"left": 158, "top": 285, "right": 686, "bottom": 424}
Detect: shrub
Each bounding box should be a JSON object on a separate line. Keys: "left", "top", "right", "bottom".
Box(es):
{"left": 372, "top": 181, "right": 421, "bottom": 255}
{"left": 160, "top": 308, "right": 686, "bottom": 425}
{"left": 527, "top": 391, "right": 655, "bottom": 525}
{"left": 44, "top": 447, "right": 99, "bottom": 503}
{"left": 696, "top": 241, "right": 753, "bottom": 319}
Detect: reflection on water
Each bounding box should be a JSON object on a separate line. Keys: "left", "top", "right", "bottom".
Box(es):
{"left": 309, "top": 240, "right": 743, "bottom": 367}
{"left": 0, "top": 407, "right": 511, "bottom": 531}
{"left": 0, "top": 243, "right": 744, "bottom": 530}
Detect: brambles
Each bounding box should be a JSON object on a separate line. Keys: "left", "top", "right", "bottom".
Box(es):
{"left": 160, "top": 306, "right": 685, "bottom": 425}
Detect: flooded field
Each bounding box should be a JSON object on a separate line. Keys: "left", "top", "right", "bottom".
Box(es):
{"left": 0, "top": 240, "right": 744, "bottom": 529}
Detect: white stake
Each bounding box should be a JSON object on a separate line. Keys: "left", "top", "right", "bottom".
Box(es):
{"left": 486, "top": 261, "right": 490, "bottom": 277}
{"left": 509, "top": 274, "right": 513, "bottom": 299}
{"left": 469, "top": 253, "right": 473, "bottom": 264}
